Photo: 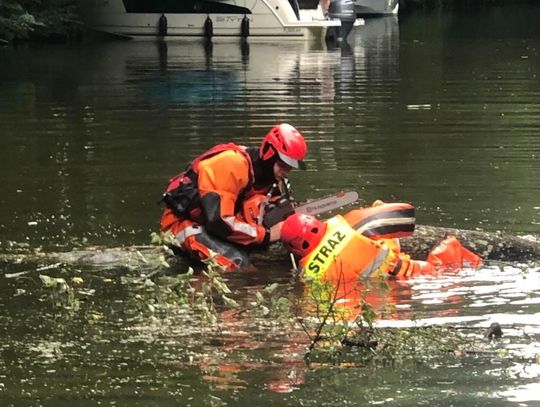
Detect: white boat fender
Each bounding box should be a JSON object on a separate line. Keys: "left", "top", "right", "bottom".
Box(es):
{"left": 241, "top": 15, "right": 250, "bottom": 38}
{"left": 204, "top": 15, "right": 213, "bottom": 39}
{"left": 158, "top": 14, "right": 167, "bottom": 37}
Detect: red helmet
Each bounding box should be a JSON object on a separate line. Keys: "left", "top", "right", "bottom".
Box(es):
{"left": 281, "top": 213, "right": 326, "bottom": 257}
{"left": 260, "top": 123, "right": 307, "bottom": 169}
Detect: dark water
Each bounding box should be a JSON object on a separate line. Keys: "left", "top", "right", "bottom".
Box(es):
{"left": 1, "top": 6, "right": 540, "bottom": 406}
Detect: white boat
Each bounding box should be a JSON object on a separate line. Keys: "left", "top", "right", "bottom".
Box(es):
{"left": 79, "top": 0, "right": 356, "bottom": 41}
{"left": 354, "top": 0, "right": 399, "bottom": 16}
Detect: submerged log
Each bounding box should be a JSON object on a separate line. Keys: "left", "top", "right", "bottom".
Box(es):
{"left": 1, "top": 225, "right": 539, "bottom": 271}
{"left": 0, "top": 245, "right": 176, "bottom": 272}
{"left": 402, "top": 224, "right": 540, "bottom": 262}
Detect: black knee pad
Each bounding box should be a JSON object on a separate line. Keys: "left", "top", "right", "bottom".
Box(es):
{"left": 195, "top": 231, "right": 250, "bottom": 268}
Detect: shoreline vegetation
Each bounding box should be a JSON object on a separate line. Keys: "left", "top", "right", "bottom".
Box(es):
{"left": 0, "top": 0, "right": 538, "bottom": 45}
{"left": 0, "top": 0, "right": 84, "bottom": 45}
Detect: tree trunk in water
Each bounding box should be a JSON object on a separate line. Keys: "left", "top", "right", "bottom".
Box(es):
{"left": 1, "top": 226, "right": 539, "bottom": 270}
{"left": 401, "top": 224, "right": 540, "bottom": 262}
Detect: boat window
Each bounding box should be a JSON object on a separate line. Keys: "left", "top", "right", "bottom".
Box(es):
{"left": 122, "top": 0, "right": 252, "bottom": 14}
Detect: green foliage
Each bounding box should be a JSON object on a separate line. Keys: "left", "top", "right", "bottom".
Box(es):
{"left": 35, "top": 240, "right": 506, "bottom": 369}
{"left": 148, "top": 232, "right": 292, "bottom": 322}
{"left": 0, "top": 0, "right": 40, "bottom": 42}
{"left": 0, "top": 0, "right": 84, "bottom": 43}
{"left": 197, "top": 257, "right": 239, "bottom": 324}
{"left": 296, "top": 268, "right": 505, "bottom": 368}
{"left": 39, "top": 273, "right": 80, "bottom": 311}
{"left": 246, "top": 282, "right": 291, "bottom": 321}
{"left": 126, "top": 239, "right": 239, "bottom": 323}
{"left": 298, "top": 267, "right": 394, "bottom": 358}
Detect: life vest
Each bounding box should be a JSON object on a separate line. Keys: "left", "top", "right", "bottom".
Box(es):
{"left": 343, "top": 203, "right": 416, "bottom": 239}
{"left": 161, "top": 143, "right": 255, "bottom": 220}
{"left": 300, "top": 215, "right": 400, "bottom": 285}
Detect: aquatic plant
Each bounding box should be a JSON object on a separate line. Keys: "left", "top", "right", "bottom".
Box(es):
{"left": 291, "top": 263, "right": 509, "bottom": 367}
{"left": 297, "top": 274, "right": 384, "bottom": 362}
{"left": 39, "top": 272, "right": 80, "bottom": 312}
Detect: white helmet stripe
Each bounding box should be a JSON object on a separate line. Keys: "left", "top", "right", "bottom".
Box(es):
{"left": 278, "top": 152, "right": 305, "bottom": 169}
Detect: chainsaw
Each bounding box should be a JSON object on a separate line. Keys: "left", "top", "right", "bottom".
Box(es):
{"left": 261, "top": 191, "right": 359, "bottom": 228}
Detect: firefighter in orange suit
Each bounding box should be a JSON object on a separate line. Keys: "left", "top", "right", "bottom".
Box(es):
{"left": 160, "top": 123, "right": 307, "bottom": 269}
{"left": 280, "top": 207, "right": 481, "bottom": 295}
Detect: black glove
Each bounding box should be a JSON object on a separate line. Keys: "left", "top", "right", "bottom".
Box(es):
{"left": 262, "top": 198, "right": 295, "bottom": 228}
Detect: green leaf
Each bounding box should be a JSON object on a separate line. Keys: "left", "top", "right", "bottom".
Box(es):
{"left": 39, "top": 274, "right": 55, "bottom": 287}
{"left": 149, "top": 232, "right": 162, "bottom": 245}
{"left": 213, "top": 278, "right": 232, "bottom": 294}
{"left": 275, "top": 297, "right": 290, "bottom": 313}
{"left": 143, "top": 278, "right": 155, "bottom": 287}
{"left": 264, "top": 282, "right": 279, "bottom": 294}
{"left": 158, "top": 255, "right": 170, "bottom": 268}
{"left": 260, "top": 305, "right": 270, "bottom": 316}
{"left": 222, "top": 295, "right": 239, "bottom": 309}
{"left": 39, "top": 274, "right": 69, "bottom": 292}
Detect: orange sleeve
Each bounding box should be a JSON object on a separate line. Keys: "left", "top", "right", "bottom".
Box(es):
{"left": 197, "top": 150, "right": 268, "bottom": 245}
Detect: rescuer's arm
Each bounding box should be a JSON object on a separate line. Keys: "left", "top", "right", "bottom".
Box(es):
{"left": 197, "top": 151, "right": 271, "bottom": 246}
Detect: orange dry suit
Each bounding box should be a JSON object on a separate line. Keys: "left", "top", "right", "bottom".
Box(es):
{"left": 427, "top": 234, "right": 482, "bottom": 270}
{"left": 299, "top": 214, "right": 422, "bottom": 286}
{"left": 294, "top": 213, "right": 428, "bottom": 312}
{"left": 160, "top": 143, "right": 276, "bottom": 269}
{"left": 293, "top": 205, "right": 481, "bottom": 308}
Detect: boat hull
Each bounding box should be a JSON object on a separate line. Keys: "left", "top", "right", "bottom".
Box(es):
{"left": 80, "top": 0, "right": 341, "bottom": 40}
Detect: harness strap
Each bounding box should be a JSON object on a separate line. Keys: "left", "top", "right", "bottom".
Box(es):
{"left": 358, "top": 245, "right": 390, "bottom": 279}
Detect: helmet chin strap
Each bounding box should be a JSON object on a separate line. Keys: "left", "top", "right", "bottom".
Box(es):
{"left": 279, "top": 177, "right": 299, "bottom": 272}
